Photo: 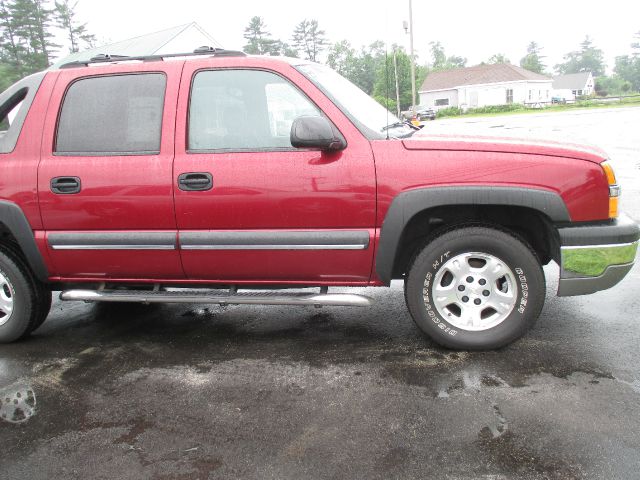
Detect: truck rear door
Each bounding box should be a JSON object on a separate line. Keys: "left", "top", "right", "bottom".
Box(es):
{"left": 37, "top": 61, "right": 184, "bottom": 280}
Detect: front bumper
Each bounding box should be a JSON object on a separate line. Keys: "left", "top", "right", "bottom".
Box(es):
{"left": 557, "top": 214, "right": 639, "bottom": 296}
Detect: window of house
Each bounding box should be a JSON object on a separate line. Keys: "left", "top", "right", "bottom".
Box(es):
{"left": 188, "top": 69, "right": 321, "bottom": 151}
{"left": 506, "top": 89, "right": 513, "bottom": 104}
{"left": 577, "top": 89, "right": 583, "bottom": 96}
{"left": 434, "top": 98, "right": 449, "bottom": 106}
{"left": 55, "top": 73, "right": 166, "bottom": 155}
{"left": 528, "top": 90, "right": 532, "bottom": 101}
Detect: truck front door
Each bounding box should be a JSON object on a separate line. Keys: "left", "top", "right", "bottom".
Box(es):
{"left": 173, "top": 62, "right": 376, "bottom": 283}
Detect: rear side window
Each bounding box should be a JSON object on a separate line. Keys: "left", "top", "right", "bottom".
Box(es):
{"left": 55, "top": 73, "right": 166, "bottom": 155}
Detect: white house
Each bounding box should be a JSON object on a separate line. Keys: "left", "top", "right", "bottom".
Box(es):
{"left": 419, "top": 63, "right": 553, "bottom": 110}
{"left": 552, "top": 72, "right": 595, "bottom": 101}
{"left": 52, "top": 22, "right": 222, "bottom": 69}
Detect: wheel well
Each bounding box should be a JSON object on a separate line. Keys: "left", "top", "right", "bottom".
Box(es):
{"left": 0, "top": 221, "right": 19, "bottom": 247}
{"left": 391, "top": 205, "right": 560, "bottom": 279}
{"left": 0, "top": 221, "right": 28, "bottom": 261}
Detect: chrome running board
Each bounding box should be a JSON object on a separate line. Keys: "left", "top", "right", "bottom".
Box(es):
{"left": 59, "top": 288, "right": 373, "bottom": 307}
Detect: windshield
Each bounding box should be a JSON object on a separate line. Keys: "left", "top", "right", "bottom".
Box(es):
{"left": 296, "top": 63, "right": 414, "bottom": 139}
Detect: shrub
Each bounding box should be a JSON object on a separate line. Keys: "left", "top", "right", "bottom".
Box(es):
{"left": 436, "top": 106, "right": 463, "bottom": 118}
{"left": 467, "top": 104, "right": 526, "bottom": 114}
{"left": 620, "top": 95, "right": 640, "bottom": 104}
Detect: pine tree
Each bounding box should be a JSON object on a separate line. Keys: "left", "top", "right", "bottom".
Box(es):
{"left": 0, "top": 0, "right": 95, "bottom": 89}
{"left": 55, "top": 0, "right": 96, "bottom": 53}
{"left": 0, "top": 0, "right": 26, "bottom": 78}
{"left": 32, "top": 0, "right": 58, "bottom": 62}
{"left": 242, "top": 16, "right": 279, "bottom": 55}
{"left": 555, "top": 36, "right": 606, "bottom": 76}
{"left": 10, "top": 0, "right": 59, "bottom": 71}
{"left": 292, "top": 19, "right": 328, "bottom": 62}
{"left": 520, "top": 42, "right": 546, "bottom": 74}
{"left": 1, "top": 0, "right": 96, "bottom": 87}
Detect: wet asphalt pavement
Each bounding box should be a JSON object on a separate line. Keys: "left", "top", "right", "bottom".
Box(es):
{"left": 1, "top": 106, "right": 640, "bottom": 479}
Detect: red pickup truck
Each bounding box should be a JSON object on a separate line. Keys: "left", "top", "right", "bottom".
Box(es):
{"left": 0, "top": 48, "right": 638, "bottom": 349}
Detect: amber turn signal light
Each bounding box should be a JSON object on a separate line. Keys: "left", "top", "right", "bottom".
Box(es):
{"left": 602, "top": 162, "right": 619, "bottom": 219}
{"left": 602, "top": 162, "right": 617, "bottom": 185}
{"left": 609, "top": 196, "right": 619, "bottom": 219}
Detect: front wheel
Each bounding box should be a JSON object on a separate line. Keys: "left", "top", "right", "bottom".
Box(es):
{"left": 404, "top": 226, "right": 545, "bottom": 350}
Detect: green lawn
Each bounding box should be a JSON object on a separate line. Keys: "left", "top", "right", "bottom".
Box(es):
{"left": 433, "top": 96, "right": 640, "bottom": 121}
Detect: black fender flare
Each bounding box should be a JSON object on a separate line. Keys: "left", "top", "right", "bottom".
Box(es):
{"left": 0, "top": 200, "right": 49, "bottom": 282}
{"left": 375, "top": 186, "right": 571, "bottom": 284}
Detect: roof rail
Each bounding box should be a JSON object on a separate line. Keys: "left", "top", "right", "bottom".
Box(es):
{"left": 59, "top": 46, "right": 246, "bottom": 69}
{"left": 89, "top": 53, "right": 130, "bottom": 62}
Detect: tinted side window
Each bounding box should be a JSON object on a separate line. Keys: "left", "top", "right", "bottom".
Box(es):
{"left": 56, "top": 73, "right": 166, "bottom": 155}
{"left": 189, "top": 69, "right": 320, "bottom": 151}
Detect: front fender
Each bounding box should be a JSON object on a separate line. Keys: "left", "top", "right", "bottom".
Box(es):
{"left": 375, "top": 186, "right": 571, "bottom": 284}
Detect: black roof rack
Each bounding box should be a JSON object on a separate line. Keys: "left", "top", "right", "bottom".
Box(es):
{"left": 60, "top": 46, "right": 246, "bottom": 69}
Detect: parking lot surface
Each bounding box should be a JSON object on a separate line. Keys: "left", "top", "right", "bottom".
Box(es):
{"left": 1, "top": 106, "right": 639, "bottom": 479}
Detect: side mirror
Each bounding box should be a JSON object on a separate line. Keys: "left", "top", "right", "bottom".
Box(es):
{"left": 290, "top": 116, "right": 346, "bottom": 151}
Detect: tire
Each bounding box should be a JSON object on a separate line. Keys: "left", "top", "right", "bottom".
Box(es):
{"left": 0, "top": 246, "right": 49, "bottom": 343}
{"left": 30, "top": 290, "right": 52, "bottom": 333}
{"left": 404, "top": 225, "right": 545, "bottom": 350}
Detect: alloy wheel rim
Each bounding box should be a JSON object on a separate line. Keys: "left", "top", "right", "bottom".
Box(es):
{"left": 0, "top": 270, "right": 15, "bottom": 326}
{"left": 428, "top": 252, "right": 517, "bottom": 332}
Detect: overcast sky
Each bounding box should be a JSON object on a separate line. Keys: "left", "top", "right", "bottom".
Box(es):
{"left": 73, "top": 0, "right": 639, "bottom": 73}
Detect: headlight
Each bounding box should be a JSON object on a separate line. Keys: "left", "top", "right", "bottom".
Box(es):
{"left": 601, "top": 161, "right": 619, "bottom": 219}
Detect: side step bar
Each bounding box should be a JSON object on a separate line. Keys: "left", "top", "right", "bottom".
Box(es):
{"left": 59, "top": 289, "right": 373, "bottom": 307}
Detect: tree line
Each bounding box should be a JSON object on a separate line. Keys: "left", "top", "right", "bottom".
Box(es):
{"left": 241, "top": 16, "right": 640, "bottom": 110}
{"left": 1, "top": 9, "right": 639, "bottom": 110}
{"left": 241, "top": 16, "right": 470, "bottom": 112}
{"left": 517, "top": 35, "right": 640, "bottom": 95}
{"left": 0, "top": 0, "right": 95, "bottom": 91}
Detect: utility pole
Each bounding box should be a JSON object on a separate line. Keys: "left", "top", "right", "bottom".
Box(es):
{"left": 393, "top": 49, "right": 401, "bottom": 117}
{"left": 408, "top": 0, "right": 417, "bottom": 109}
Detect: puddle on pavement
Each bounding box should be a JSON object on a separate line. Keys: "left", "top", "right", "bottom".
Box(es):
{"left": 0, "top": 384, "right": 36, "bottom": 424}
{"left": 617, "top": 378, "right": 640, "bottom": 393}
{"left": 486, "top": 404, "right": 509, "bottom": 439}
{"left": 436, "top": 371, "right": 510, "bottom": 398}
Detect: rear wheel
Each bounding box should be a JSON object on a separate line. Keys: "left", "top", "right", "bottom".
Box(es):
{"left": 0, "top": 246, "right": 50, "bottom": 343}
{"left": 404, "top": 226, "right": 545, "bottom": 350}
